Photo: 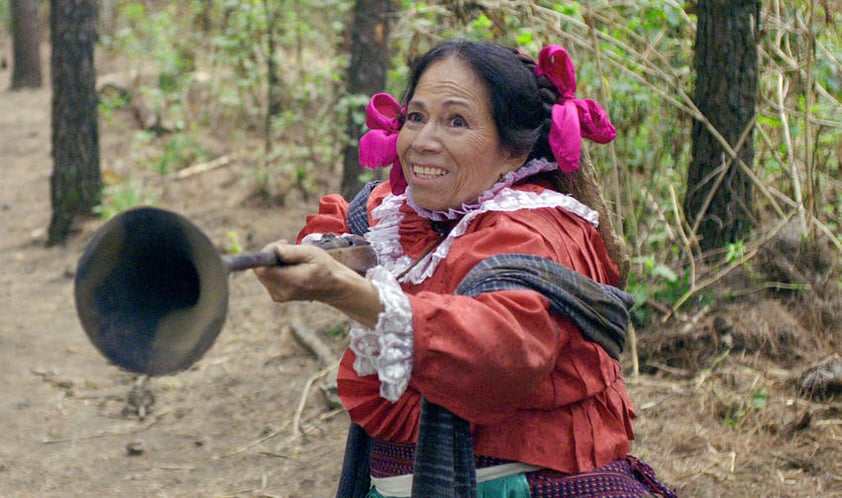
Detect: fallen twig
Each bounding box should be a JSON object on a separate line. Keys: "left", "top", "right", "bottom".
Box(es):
{"left": 170, "top": 155, "right": 233, "bottom": 181}
{"left": 42, "top": 408, "right": 171, "bottom": 444}
{"left": 291, "top": 363, "right": 340, "bottom": 439}
{"left": 694, "top": 348, "right": 732, "bottom": 388}
{"left": 221, "top": 420, "right": 290, "bottom": 458}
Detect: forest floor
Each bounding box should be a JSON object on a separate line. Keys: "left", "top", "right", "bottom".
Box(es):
{"left": 1, "top": 40, "right": 841, "bottom": 497}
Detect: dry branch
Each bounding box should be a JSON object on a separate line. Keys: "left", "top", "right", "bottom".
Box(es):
{"left": 221, "top": 421, "right": 290, "bottom": 458}
{"left": 42, "top": 408, "right": 171, "bottom": 444}
{"left": 170, "top": 155, "right": 234, "bottom": 181}
{"left": 291, "top": 363, "right": 340, "bottom": 439}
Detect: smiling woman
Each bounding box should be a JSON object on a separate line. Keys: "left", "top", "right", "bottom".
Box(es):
{"left": 253, "top": 40, "right": 677, "bottom": 498}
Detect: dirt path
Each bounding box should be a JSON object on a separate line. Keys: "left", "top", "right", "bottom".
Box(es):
{"left": 0, "top": 70, "right": 352, "bottom": 497}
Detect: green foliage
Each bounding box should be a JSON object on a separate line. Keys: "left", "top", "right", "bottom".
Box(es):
{"left": 95, "top": 0, "right": 842, "bottom": 322}
{"left": 725, "top": 388, "right": 768, "bottom": 430}
{"left": 725, "top": 240, "right": 747, "bottom": 264}
{"left": 627, "top": 256, "right": 689, "bottom": 327}
{"left": 155, "top": 132, "right": 208, "bottom": 176}
{"left": 97, "top": 90, "right": 131, "bottom": 121}
{"left": 95, "top": 177, "right": 160, "bottom": 221}
{"left": 0, "top": 0, "right": 8, "bottom": 31}
{"left": 225, "top": 230, "right": 243, "bottom": 255}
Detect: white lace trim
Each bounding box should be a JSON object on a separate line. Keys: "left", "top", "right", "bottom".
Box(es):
{"left": 366, "top": 187, "right": 599, "bottom": 285}
{"left": 366, "top": 193, "right": 417, "bottom": 278}
{"left": 348, "top": 266, "right": 414, "bottom": 402}
{"left": 300, "top": 233, "right": 326, "bottom": 245}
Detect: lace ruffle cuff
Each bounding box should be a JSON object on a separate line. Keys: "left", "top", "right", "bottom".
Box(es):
{"left": 348, "top": 265, "right": 414, "bottom": 402}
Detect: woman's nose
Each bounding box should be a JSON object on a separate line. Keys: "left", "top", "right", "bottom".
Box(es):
{"left": 411, "top": 123, "right": 442, "bottom": 153}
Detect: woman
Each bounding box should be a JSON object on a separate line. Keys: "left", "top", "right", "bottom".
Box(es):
{"left": 255, "top": 40, "right": 676, "bottom": 498}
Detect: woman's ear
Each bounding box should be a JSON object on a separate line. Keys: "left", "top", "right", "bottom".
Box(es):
{"left": 501, "top": 148, "right": 529, "bottom": 175}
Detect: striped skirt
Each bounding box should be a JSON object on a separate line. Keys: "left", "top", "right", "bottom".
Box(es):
{"left": 369, "top": 439, "right": 678, "bottom": 498}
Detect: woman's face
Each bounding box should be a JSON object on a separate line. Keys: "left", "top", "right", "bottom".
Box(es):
{"left": 397, "top": 56, "right": 525, "bottom": 211}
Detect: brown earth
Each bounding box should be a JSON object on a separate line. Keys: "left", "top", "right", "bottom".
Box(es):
{"left": 1, "top": 40, "right": 841, "bottom": 497}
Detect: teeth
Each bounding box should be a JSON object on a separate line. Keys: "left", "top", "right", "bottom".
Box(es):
{"left": 413, "top": 165, "right": 446, "bottom": 178}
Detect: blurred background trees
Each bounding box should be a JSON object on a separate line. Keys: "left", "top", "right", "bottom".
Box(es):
{"left": 2, "top": 0, "right": 840, "bottom": 322}
{"left": 9, "top": 0, "right": 41, "bottom": 89}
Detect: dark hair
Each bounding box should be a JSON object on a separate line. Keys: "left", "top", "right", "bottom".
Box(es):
{"left": 402, "top": 40, "right": 558, "bottom": 162}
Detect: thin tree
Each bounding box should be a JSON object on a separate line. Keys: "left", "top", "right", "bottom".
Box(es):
{"left": 263, "top": 0, "right": 282, "bottom": 154}
{"left": 47, "top": 0, "right": 101, "bottom": 245}
{"left": 9, "top": 0, "right": 42, "bottom": 89}
{"left": 684, "top": 0, "right": 761, "bottom": 255}
{"left": 340, "top": 0, "right": 393, "bottom": 200}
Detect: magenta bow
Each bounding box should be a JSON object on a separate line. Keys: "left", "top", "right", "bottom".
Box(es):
{"left": 358, "top": 93, "right": 407, "bottom": 194}
{"left": 534, "top": 45, "right": 616, "bottom": 173}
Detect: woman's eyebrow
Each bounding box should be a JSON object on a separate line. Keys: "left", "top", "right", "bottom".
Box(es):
{"left": 406, "top": 99, "right": 427, "bottom": 110}
{"left": 407, "top": 97, "right": 473, "bottom": 109}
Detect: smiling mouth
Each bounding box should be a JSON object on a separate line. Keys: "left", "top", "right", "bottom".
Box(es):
{"left": 412, "top": 164, "right": 447, "bottom": 179}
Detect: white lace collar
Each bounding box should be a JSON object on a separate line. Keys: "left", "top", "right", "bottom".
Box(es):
{"left": 406, "top": 157, "right": 558, "bottom": 221}
{"left": 365, "top": 162, "right": 600, "bottom": 285}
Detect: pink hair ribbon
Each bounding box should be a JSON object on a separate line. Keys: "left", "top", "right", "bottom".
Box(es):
{"left": 358, "top": 92, "right": 407, "bottom": 194}
{"left": 534, "top": 45, "right": 616, "bottom": 173}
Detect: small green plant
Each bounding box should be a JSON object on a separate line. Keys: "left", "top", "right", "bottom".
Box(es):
{"left": 626, "top": 256, "right": 686, "bottom": 326}
{"left": 95, "top": 177, "right": 159, "bottom": 221}
{"left": 725, "top": 388, "right": 768, "bottom": 429}
{"left": 225, "top": 230, "right": 242, "bottom": 255}
{"left": 98, "top": 89, "right": 131, "bottom": 121}
{"left": 155, "top": 132, "right": 208, "bottom": 176}
{"left": 725, "top": 240, "right": 746, "bottom": 264}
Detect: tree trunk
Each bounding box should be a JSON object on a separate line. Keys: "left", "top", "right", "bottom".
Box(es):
{"left": 263, "top": 0, "right": 282, "bottom": 154}
{"left": 340, "top": 0, "right": 393, "bottom": 200}
{"left": 48, "top": 0, "right": 101, "bottom": 246}
{"left": 198, "top": 0, "right": 213, "bottom": 32}
{"left": 10, "top": 0, "right": 43, "bottom": 89}
{"left": 99, "top": 0, "right": 118, "bottom": 38}
{"left": 685, "top": 0, "right": 760, "bottom": 255}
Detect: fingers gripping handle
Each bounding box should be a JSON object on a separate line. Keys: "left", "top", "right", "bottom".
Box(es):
{"left": 220, "top": 244, "right": 377, "bottom": 275}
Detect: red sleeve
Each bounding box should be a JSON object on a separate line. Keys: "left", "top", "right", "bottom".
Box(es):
{"left": 296, "top": 182, "right": 392, "bottom": 243}
{"left": 296, "top": 194, "right": 350, "bottom": 243}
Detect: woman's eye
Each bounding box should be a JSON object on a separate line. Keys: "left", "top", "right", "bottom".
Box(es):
{"left": 450, "top": 116, "right": 468, "bottom": 127}
{"left": 406, "top": 112, "right": 424, "bottom": 123}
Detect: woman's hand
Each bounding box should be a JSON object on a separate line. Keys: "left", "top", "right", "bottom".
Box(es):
{"left": 253, "top": 240, "right": 384, "bottom": 328}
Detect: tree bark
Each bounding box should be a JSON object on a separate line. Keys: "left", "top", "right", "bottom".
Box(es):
{"left": 10, "top": 0, "right": 43, "bottom": 89}
{"left": 340, "top": 0, "right": 393, "bottom": 200}
{"left": 48, "top": 0, "right": 101, "bottom": 246}
{"left": 263, "top": 0, "right": 282, "bottom": 154}
{"left": 685, "top": 0, "right": 760, "bottom": 255}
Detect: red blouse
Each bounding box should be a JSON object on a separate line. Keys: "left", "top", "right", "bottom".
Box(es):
{"left": 298, "top": 181, "right": 635, "bottom": 474}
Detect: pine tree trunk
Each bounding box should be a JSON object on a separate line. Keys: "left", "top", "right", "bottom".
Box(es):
{"left": 48, "top": 0, "right": 101, "bottom": 246}
{"left": 10, "top": 0, "right": 42, "bottom": 89}
{"left": 340, "top": 0, "right": 393, "bottom": 200}
{"left": 685, "top": 0, "right": 760, "bottom": 254}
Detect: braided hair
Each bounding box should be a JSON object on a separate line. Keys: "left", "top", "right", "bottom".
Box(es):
{"left": 401, "top": 40, "right": 560, "bottom": 164}
{"left": 511, "top": 49, "right": 563, "bottom": 163}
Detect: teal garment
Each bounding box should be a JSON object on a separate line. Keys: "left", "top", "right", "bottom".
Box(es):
{"left": 367, "top": 472, "right": 530, "bottom": 498}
